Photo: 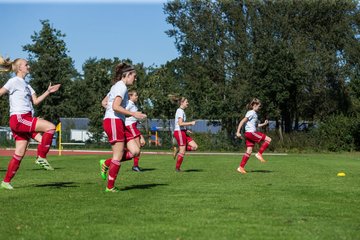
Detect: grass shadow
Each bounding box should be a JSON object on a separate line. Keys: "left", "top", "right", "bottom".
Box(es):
{"left": 33, "top": 181, "right": 79, "bottom": 188}
{"left": 183, "top": 169, "right": 204, "bottom": 172}
{"left": 138, "top": 168, "right": 156, "bottom": 172}
{"left": 249, "top": 170, "right": 273, "bottom": 173}
{"left": 121, "top": 183, "right": 168, "bottom": 191}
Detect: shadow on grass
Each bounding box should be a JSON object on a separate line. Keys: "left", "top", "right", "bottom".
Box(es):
{"left": 121, "top": 183, "right": 168, "bottom": 191}
{"left": 248, "top": 170, "right": 273, "bottom": 173}
{"left": 183, "top": 169, "right": 203, "bottom": 172}
{"left": 138, "top": 168, "right": 156, "bottom": 172}
{"left": 34, "top": 181, "right": 79, "bottom": 188}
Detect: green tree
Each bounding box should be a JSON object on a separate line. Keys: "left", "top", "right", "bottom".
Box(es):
{"left": 23, "top": 19, "right": 78, "bottom": 122}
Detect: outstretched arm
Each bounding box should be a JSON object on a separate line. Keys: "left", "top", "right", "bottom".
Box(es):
{"left": 32, "top": 83, "right": 61, "bottom": 106}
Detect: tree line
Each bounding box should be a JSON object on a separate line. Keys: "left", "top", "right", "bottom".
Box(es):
{"left": 1, "top": 0, "right": 359, "bottom": 144}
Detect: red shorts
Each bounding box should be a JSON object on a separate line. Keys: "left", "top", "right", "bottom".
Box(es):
{"left": 125, "top": 122, "right": 141, "bottom": 141}
{"left": 103, "top": 118, "right": 126, "bottom": 144}
{"left": 245, "top": 132, "right": 266, "bottom": 147}
{"left": 174, "top": 130, "right": 193, "bottom": 147}
{"left": 9, "top": 112, "right": 38, "bottom": 141}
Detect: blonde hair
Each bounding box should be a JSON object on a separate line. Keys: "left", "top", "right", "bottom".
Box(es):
{"left": 0, "top": 56, "right": 25, "bottom": 73}
{"left": 247, "top": 98, "right": 261, "bottom": 110}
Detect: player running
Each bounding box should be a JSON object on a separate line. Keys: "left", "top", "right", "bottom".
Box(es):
{"left": 0, "top": 56, "right": 61, "bottom": 190}
{"left": 236, "top": 98, "right": 271, "bottom": 174}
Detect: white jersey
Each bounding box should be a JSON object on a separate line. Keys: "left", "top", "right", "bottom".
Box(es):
{"left": 125, "top": 100, "right": 138, "bottom": 126}
{"left": 245, "top": 110, "right": 258, "bottom": 132}
{"left": 174, "top": 108, "right": 186, "bottom": 131}
{"left": 104, "top": 81, "right": 128, "bottom": 121}
{"left": 3, "top": 76, "right": 35, "bottom": 116}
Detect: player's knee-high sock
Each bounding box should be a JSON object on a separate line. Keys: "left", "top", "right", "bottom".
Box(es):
{"left": 240, "top": 153, "right": 251, "bottom": 168}
{"left": 107, "top": 159, "right": 121, "bottom": 189}
{"left": 176, "top": 153, "right": 184, "bottom": 170}
{"left": 258, "top": 141, "right": 270, "bottom": 155}
{"left": 37, "top": 129, "right": 55, "bottom": 158}
{"left": 4, "top": 154, "right": 23, "bottom": 183}
{"left": 104, "top": 158, "right": 112, "bottom": 167}
{"left": 121, "top": 151, "right": 134, "bottom": 162}
{"left": 133, "top": 154, "right": 140, "bottom": 167}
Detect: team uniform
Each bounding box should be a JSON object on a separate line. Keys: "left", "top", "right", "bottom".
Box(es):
{"left": 4, "top": 76, "right": 38, "bottom": 140}
{"left": 173, "top": 108, "right": 193, "bottom": 146}
{"left": 125, "top": 100, "right": 141, "bottom": 140}
{"left": 103, "top": 81, "right": 128, "bottom": 144}
{"left": 243, "top": 110, "right": 266, "bottom": 147}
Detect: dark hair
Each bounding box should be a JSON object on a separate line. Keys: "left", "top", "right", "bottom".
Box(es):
{"left": 112, "top": 62, "right": 135, "bottom": 84}
{"left": 168, "top": 94, "right": 187, "bottom": 106}
{"left": 128, "top": 90, "right": 137, "bottom": 97}
{"left": 247, "top": 98, "right": 261, "bottom": 110}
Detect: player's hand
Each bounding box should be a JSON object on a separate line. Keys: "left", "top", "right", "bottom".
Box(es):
{"left": 47, "top": 83, "right": 61, "bottom": 93}
{"left": 140, "top": 135, "right": 146, "bottom": 147}
{"left": 133, "top": 112, "right": 147, "bottom": 120}
{"left": 187, "top": 130, "right": 193, "bottom": 134}
{"left": 235, "top": 132, "right": 243, "bottom": 139}
{"left": 263, "top": 120, "right": 269, "bottom": 125}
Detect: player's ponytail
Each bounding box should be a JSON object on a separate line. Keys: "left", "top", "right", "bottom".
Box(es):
{"left": 247, "top": 98, "right": 261, "bottom": 110}
{"left": 112, "top": 62, "right": 135, "bottom": 84}
{"left": 168, "top": 94, "right": 186, "bottom": 106}
{"left": 0, "top": 56, "right": 14, "bottom": 72}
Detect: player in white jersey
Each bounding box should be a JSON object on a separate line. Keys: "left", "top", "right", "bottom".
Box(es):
{"left": 172, "top": 96, "right": 198, "bottom": 172}
{"left": 100, "top": 63, "right": 146, "bottom": 192}
{"left": 235, "top": 98, "right": 272, "bottom": 174}
{"left": 100, "top": 90, "right": 145, "bottom": 173}
{"left": 0, "top": 56, "right": 61, "bottom": 190}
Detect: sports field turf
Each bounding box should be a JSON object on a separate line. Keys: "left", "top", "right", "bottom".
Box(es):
{"left": 0, "top": 152, "right": 359, "bottom": 240}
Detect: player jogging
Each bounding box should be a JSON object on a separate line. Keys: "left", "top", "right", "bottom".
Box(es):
{"left": 0, "top": 56, "right": 61, "bottom": 190}
{"left": 172, "top": 96, "right": 198, "bottom": 172}
{"left": 236, "top": 98, "right": 271, "bottom": 174}
{"left": 100, "top": 63, "right": 146, "bottom": 192}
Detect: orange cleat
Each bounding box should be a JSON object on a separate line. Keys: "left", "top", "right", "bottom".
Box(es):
{"left": 237, "top": 167, "right": 247, "bottom": 174}
{"left": 255, "top": 153, "right": 267, "bottom": 163}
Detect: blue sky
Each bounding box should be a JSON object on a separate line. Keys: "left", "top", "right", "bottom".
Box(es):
{"left": 0, "top": 0, "right": 179, "bottom": 72}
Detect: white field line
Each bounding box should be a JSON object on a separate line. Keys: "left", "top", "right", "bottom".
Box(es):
{"left": 4, "top": 148, "right": 287, "bottom": 156}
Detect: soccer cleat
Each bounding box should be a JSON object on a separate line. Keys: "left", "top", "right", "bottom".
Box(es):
{"left": 1, "top": 181, "right": 14, "bottom": 190}
{"left": 35, "top": 157, "right": 54, "bottom": 170}
{"left": 237, "top": 167, "right": 247, "bottom": 174}
{"left": 132, "top": 166, "right": 142, "bottom": 172}
{"left": 255, "top": 153, "right": 267, "bottom": 163}
{"left": 173, "top": 146, "right": 179, "bottom": 160}
{"left": 99, "top": 159, "right": 108, "bottom": 180}
{"left": 105, "top": 187, "right": 119, "bottom": 192}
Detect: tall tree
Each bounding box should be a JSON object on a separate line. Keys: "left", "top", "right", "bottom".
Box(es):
{"left": 23, "top": 19, "right": 78, "bottom": 122}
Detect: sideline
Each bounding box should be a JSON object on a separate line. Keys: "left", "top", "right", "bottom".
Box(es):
{"left": 1, "top": 148, "right": 288, "bottom": 156}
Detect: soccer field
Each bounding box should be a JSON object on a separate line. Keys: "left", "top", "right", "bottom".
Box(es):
{"left": 0, "top": 152, "right": 359, "bottom": 240}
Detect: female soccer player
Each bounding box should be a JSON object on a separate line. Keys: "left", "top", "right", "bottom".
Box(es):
{"left": 100, "top": 90, "right": 145, "bottom": 173}
{"left": 0, "top": 56, "right": 61, "bottom": 190}
{"left": 173, "top": 97, "right": 198, "bottom": 172}
{"left": 101, "top": 63, "right": 146, "bottom": 192}
{"left": 236, "top": 98, "right": 271, "bottom": 174}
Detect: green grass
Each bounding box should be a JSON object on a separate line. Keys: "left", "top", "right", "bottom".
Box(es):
{"left": 0, "top": 152, "right": 359, "bottom": 240}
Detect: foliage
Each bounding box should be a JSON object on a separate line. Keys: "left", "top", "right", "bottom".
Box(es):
{"left": 23, "top": 20, "right": 78, "bottom": 122}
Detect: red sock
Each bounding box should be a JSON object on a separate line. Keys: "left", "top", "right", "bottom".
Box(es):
{"left": 240, "top": 153, "right": 251, "bottom": 168}
{"left": 133, "top": 155, "right": 140, "bottom": 167}
{"left": 37, "top": 129, "right": 55, "bottom": 158}
{"left": 4, "top": 154, "right": 23, "bottom": 183}
{"left": 121, "top": 151, "right": 134, "bottom": 162}
{"left": 259, "top": 141, "right": 270, "bottom": 154}
{"left": 107, "top": 159, "right": 121, "bottom": 189}
{"left": 104, "top": 158, "right": 112, "bottom": 167}
{"left": 176, "top": 153, "right": 184, "bottom": 170}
